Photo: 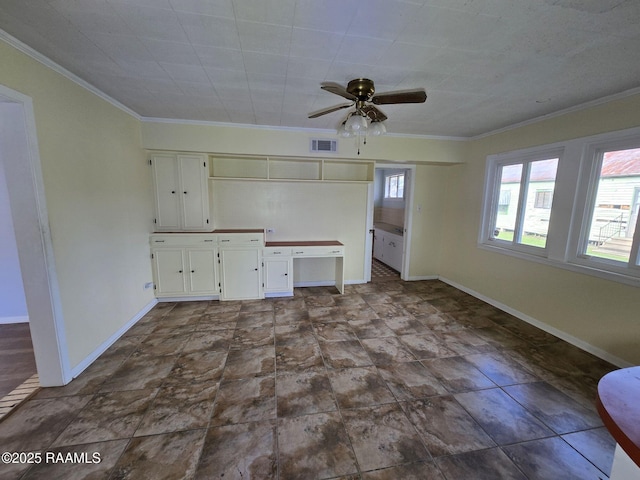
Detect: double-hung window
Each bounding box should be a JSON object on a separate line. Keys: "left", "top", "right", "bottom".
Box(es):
{"left": 481, "top": 151, "right": 560, "bottom": 254}
{"left": 385, "top": 173, "right": 405, "bottom": 199}
{"left": 572, "top": 140, "right": 640, "bottom": 274}
{"left": 480, "top": 126, "right": 640, "bottom": 285}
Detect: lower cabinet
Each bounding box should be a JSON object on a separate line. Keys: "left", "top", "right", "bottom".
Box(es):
{"left": 152, "top": 247, "right": 217, "bottom": 297}
{"left": 263, "top": 248, "right": 293, "bottom": 296}
{"left": 219, "top": 247, "right": 263, "bottom": 300}
{"left": 373, "top": 228, "right": 403, "bottom": 272}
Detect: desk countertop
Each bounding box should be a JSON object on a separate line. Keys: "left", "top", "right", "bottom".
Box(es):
{"left": 265, "top": 240, "right": 343, "bottom": 247}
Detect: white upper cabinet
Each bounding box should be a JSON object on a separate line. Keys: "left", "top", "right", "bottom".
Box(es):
{"left": 151, "top": 153, "right": 210, "bottom": 231}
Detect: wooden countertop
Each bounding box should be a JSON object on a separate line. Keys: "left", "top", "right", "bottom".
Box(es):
{"left": 596, "top": 366, "right": 640, "bottom": 467}
{"left": 151, "top": 229, "right": 263, "bottom": 234}
{"left": 375, "top": 223, "right": 404, "bottom": 236}
{"left": 266, "top": 240, "right": 343, "bottom": 247}
{"left": 213, "top": 229, "right": 264, "bottom": 234}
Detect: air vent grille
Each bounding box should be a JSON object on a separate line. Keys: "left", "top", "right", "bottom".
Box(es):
{"left": 310, "top": 139, "right": 337, "bottom": 153}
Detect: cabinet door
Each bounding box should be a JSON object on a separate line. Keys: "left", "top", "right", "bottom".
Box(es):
{"left": 385, "top": 234, "right": 404, "bottom": 272}
{"left": 153, "top": 248, "right": 186, "bottom": 296}
{"left": 186, "top": 248, "right": 217, "bottom": 294}
{"left": 178, "top": 155, "right": 210, "bottom": 230}
{"left": 151, "top": 154, "right": 181, "bottom": 230}
{"left": 264, "top": 257, "right": 292, "bottom": 293}
{"left": 373, "top": 229, "right": 384, "bottom": 261}
{"left": 219, "top": 248, "right": 262, "bottom": 300}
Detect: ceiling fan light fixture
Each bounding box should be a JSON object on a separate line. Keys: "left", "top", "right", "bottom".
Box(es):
{"left": 345, "top": 113, "right": 368, "bottom": 132}
{"left": 369, "top": 121, "right": 386, "bottom": 136}
{"left": 338, "top": 123, "right": 355, "bottom": 138}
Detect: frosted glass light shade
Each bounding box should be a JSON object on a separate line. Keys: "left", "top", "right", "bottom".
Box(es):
{"left": 369, "top": 121, "right": 386, "bottom": 136}
{"left": 345, "top": 114, "right": 368, "bottom": 132}
{"left": 338, "top": 124, "right": 354, "bottom": 137}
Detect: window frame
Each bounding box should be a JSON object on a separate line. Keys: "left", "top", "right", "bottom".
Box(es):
{"left": 480, "top": 147, "right": 563, "bottom": 257}
{"left": 569, "top": 137, "right": 640, "bottom": 275}
{"left": 384, "top": 173, "right": 405, "bottom": 200}
{"left": 479, "top": 125, "right": 640, "bottom": 287}
{"left": 534, "top": 190, "right": 553, "bottom": 209}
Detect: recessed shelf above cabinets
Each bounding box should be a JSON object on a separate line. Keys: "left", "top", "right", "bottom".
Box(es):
{"left": 209, "top": 154, "right": 374, "bottom": 183}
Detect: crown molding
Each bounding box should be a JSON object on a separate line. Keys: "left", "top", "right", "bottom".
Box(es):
{"left": 471, "top": 85, "right": 640, "bottom": 141}
{"left": 0, "top": 29, "right": 140, "bottom": 120}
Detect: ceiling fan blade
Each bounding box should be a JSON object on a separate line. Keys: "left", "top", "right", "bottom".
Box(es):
{"left": 361, "top": 105, "right": 387, "bottom": 122}
{"left": 371, "top": 88, "right": 427, "bottom": 105}
{"left": 321, "top": 82, "right": 358, "bottom": 101}
{"left": 308, "top": 102, "right": 352, "bottom": 119}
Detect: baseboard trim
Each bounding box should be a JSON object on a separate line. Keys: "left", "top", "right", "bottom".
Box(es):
{"left": 157, "top": 295, "right": 219, "bottom": 302}
{"left": 70, "top": 298, "right": 158, "bottom": 379}
{"left": 265, "top": 292, "right": 294, "bottom": 298}
{"left": 405, "top": 275, "right": 439, "bottom": 281}
{"left": 293, "top": 281, "right": 335, "bottom": 288}
{"left": 0, "top": 315, "right": 29, "bottom": 324}
{"left": 438, "top": 276, "right": 633, "bottom": 369}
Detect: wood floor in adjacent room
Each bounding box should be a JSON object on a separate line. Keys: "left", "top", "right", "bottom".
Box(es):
{"left": 0, "top": 323, "right": 36, "bottom": 398}
{"left": 0, "top": 279, "right": 617, "bottom": 479}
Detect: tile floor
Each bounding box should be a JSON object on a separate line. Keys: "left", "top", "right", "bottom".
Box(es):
{"left": 0, "top": 280, "right": 618, "bottom": 479}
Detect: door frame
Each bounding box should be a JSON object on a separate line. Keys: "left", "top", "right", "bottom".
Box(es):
{"left": 0, "top": 84, "right": 70, "bottom": 386}
{"left": 365, "top": 163, "right": 416, "bottom": 282}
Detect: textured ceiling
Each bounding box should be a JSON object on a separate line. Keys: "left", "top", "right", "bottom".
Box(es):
{"left": 1, "top": 0, "right": 639, "bottom": 137}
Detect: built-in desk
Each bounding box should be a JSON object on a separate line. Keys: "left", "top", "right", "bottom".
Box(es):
{"left": 265, "top": 241, "right": 345, "bottom": 294}
{"left": 597, "top": 366, "right": 640, "bottom": 479}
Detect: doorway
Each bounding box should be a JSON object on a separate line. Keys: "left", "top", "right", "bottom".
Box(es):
{"left": 0, "top": 85, "right": 69, "bottom": 388}
{"left": 0, "top": 151, "right": 37, "bottom": 399}
{"left": 365, "top": 164, "right": 415, "bottom": 282}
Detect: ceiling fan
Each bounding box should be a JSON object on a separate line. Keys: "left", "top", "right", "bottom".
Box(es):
{"left": 308, "top": 78, "right": 427, "bottom": 126}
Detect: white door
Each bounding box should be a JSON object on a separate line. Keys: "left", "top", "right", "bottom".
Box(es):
{"left": 179, "top": 155, "right": 209, "bottom": 230}
{"left": 153, "top": 249, "right": 187, "bottom": 296}
{"left": 219, "top": 248, "right": 262, "bottom": 300}
{"left": 151, "top": 154, "right": 181, "bottom": 230}
{"left": 187, "top": 248, "right": 217, "bottom": 294}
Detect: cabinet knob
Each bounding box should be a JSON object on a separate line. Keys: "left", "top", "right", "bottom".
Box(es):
{"left": 171, "top": 191, "right": 176, "bottom": 194}
{"left": 178, "top": 270, "right": 183, "bottom": 273}
{"left": 183, "top": 191, "right": 187, "bottom": 194}
{"left": 254, "top": 268, "right": 258, "bottom": 271}
{"left": 191, "top": 270, "right": 195, "bottom": 273}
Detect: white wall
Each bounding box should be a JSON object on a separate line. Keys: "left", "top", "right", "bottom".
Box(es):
{"left": 439, "top": 93, "right": 640, "bottom": 366}
{"left": 1, "top": 39, "right": 156, "bottom": 375}
{"left": 212, "top": 179, "right": 369, "bottom": 283}
{"left": 0, "top": 152, "right": 28, "bottom": 322}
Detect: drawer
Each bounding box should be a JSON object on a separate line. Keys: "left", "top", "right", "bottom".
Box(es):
{"left": 291, "top": 246, "right": 344, "bottom": 257}
{"left": 218, "top": 233, "right": 264, "bottom": 246}
{"left": 150, "top": 234, "right": 217, "bottom": 247}
{"left": 263, "top": 247, "right": 292, "bottom": 257}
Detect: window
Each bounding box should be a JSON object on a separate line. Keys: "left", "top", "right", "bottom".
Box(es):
{"left": 497, "top": 190, "right": 511, "bottom": 214}
{"left": 534, "top": 190, "right": 553, "bottom": 209}
{"left": 385, "top": 173, "right": 404, "bottom": 199}
{"left": 576, "top": 143, "right": 640, "bottom": 268}
{"left": 480, "top": 126, "right": 640, "bottom": 286}
{"left": 486, "top": 155, "right": 559, "bottom": 251}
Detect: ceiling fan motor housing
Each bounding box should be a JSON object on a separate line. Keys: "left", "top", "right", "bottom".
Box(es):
{"left": 347, "top": 78, "right": 375, "bottom": 101}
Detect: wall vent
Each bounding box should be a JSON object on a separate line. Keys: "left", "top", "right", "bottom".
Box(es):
{"left": 310, "top": 139, "right": 337, "bottom": 153}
